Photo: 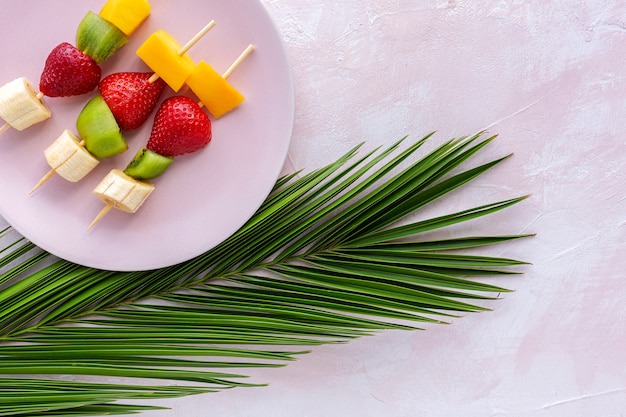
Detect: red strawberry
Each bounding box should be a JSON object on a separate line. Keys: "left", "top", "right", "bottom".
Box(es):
{"left": 39, "top": 42, "right": 101, "bottom": 97}
{"left": 146, "top": 96, "right": 212, "bottom": 157}
{"left": 99, "top": 72, "right": 167, "bottom": 131}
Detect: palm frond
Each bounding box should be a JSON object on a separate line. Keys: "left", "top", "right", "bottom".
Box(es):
{"left": 0, "top": 133, "right": 532, "bottom": 416}
{"left": 0, "top": 378, "right": 212, "bottom": 416}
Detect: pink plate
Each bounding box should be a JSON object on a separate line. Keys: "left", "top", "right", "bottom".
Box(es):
{"left": 0, "top": 0, "right": 294, "bottom": 271}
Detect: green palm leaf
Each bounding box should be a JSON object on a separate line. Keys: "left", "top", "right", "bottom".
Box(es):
{"left": 0, "top": 133, "right": 531, "bottom": 416}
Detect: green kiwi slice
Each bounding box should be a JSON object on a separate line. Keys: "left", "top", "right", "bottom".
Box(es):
{"left": 124, "top": 147, "right": 174, "bottom": 180}
{"left": 76, "top": 95, "right": 127, "bottom": 159}
{"left": 76, "top": 11, "right": 129, "bottom": 64}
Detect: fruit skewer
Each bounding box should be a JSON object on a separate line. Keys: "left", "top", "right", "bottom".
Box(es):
{"left": 88, "top": 44, "right": 255, "bottom": 230}
{"left": 0, "top": 87, "right": 48, "bottom": 136}
{"left": 30, "top": 21, "right": 217, "bottom": 194}
{"left": 0, "top": 0, "right": 152, "bottom": 137}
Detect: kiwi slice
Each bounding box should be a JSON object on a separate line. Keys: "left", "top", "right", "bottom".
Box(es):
{"left": 124, "top": 147, "right": 174, "bottom": 180}
{"left": 77, "top": 95, "right": 128, "bottom": 159}
{"left": 76, "top": 11, "right": 129, "bottom": 64}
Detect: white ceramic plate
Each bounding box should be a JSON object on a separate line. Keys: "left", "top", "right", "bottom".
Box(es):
{"left": 0, "top": 0, "right": 294, "bottom": 271}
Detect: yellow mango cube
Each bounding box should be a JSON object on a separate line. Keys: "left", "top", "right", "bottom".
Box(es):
{"left": 136, "top": 30, "right": 196, "bottom": 92}
{"left": 186, "top": 61, "right": 245, "bottom": 118}
{"left": 99, "top": 0, "right": 151, "bottom": 36}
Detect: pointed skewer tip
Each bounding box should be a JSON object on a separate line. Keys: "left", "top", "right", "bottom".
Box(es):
{"left": 87, "top": 203, "right": 113, "bottom": 231}
{"left": 29, "top": 169, "right": 56, "bottom": 195}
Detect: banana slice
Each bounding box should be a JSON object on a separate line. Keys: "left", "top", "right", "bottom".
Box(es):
{"left": 93, "top": 169, "right": 154, "bottom": 213}
{"left": 0, "top": 77, "right": 51, "bottom": 130}
{"left": 44, "top": 130, "right": 100, "bottom": 182}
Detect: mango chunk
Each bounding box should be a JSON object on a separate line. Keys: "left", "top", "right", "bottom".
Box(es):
{"left": 136, "top": 30, "right": 195, "bottom": 92}
{"left": 186, "top": 61, "right": 245, "bottom": 118}
{"left": 99, "top": 0, "right": 151, "bottom": 36}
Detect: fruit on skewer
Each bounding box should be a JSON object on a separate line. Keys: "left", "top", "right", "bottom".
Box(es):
{"left": 135, "top": 19, "right": 220, "bottom": 92}
{"left": 44, "top": 130, "right": 99, "bottom": 182}
{"left": 88, "top": 44, "right": 254, "bottom": 230}
{"left": 30, "top": 94, "right": 132, "bottom": 190}
{"left": 0, "top": 78, "right": 51, "bottom": 133}
{"left": 136, "top": 30, "right": 197, "bottom": 93}
{"left": 43, "top": 0, "right": 151, "bottom": 95}
{"left": 91, "top": 96, "right": 210, "bottom": 220}
{"left": 105, "top": 20, "right": 216, "bottom": 129}
{"left": 185, "top": 44, "right": 255, "bottom": 119}
{"left": 30, "top": 22, "right": 216, "bottom": 193}
{"left": 76, "top": 95, "right": 129, "bottom": 160}
{"left": 39, "top": 42, "right": 103, "bottom": 98}
{"left": 98, "top": 72, "right": 168, "bottom": 131}
{"left": 75, "top": 11, "right": 129, "bottom": 66}
{"left": 0, "top": 0, "right": 151, "bottom": 136}
{"left": 98, "top": 0, "right": 152, "bottom": 37}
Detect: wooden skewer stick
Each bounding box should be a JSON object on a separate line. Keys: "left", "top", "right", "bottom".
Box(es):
{"left": 147, "top": 20, "right": 217, "bottom": 84}
{"left": 89, "top": 44, "right": 255, "bottom": 231}
{"left": 29, "top": 169, "right": 56, "bottom": 194}
{"left": 1, "top": 92, "right": 46, "bottom": 137}
{"left": 223, "top": 44, "right": 255, "bottom": 80}
{"left": 87, "top": 203, "right": 113, "bottom": 231}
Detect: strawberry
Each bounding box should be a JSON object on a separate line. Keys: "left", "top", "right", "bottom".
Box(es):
{"left": 39, "top": 42, "right": 101, "bottom": 97}
{"left": 146, "top": 96, "right": 212, "bottom": 157}
{"left": 99, "top": 72, "right": 166, "bottom": 131}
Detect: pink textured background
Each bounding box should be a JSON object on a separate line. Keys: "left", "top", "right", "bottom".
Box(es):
{"left": 2, "top": 0, "right": 625, "bottom": 415}
{"left": 147, "top": 0, "right": 626, "bottom": 415}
